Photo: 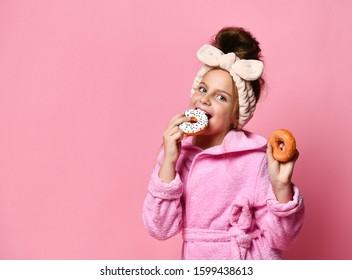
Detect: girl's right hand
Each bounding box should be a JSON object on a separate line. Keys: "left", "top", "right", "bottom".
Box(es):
{"left": 158, "top": 113, "right": 189, "bottom": 183}
{"left": 162, "top": 113, "right": 189, "bottom": 164}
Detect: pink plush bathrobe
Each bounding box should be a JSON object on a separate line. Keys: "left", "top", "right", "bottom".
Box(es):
{"left": 143, "top": 130, "right": 305, "bottom": 259}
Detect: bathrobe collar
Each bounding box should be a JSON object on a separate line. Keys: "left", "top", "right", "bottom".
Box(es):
{"left": 182, "top": 129, "right": 267, "bottom": 155}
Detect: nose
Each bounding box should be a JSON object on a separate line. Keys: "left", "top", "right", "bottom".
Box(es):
{"left": 200, "top": 93, "right": 211, "bottom": 105}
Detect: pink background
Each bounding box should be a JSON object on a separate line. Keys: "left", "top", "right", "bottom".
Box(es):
{"left": 0, "top": 0, "right": 351, "bottom": 259}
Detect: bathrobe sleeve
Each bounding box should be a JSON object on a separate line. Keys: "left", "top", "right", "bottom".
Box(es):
{"left": 253, "top": 155, "right": 305, "bottom": 251}
{"left": 142, "top": 151, "right": 184, "bottom": 240}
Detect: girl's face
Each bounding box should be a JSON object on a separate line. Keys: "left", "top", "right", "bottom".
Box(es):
{"left": 189, "top": 68, "right": 238, "bottom": 147}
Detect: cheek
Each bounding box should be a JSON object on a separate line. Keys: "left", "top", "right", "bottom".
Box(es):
{"left": 189, "top": 95, "right": 198, "bottom": 106}
{"left": 189, "top": 99, "right": 194, "bottom": 107}
{"left": 228, "top": 107, "right": 238, "bottom": 126}
{"left": 214, "top": 105, "right": 232, "bottom": 120}
{"left": 223, "top": 106, "right": 237, "bottom": 125}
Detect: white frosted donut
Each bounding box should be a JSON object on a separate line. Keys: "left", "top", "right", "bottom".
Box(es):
{"left": 179, "top": 109, "right": 208, "bottom": 136}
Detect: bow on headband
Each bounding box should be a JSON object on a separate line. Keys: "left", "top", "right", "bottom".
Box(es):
{"left": 191, "top": 44, "right": 264, "bottom": 130}
{"left": 197, "top": 44, "right": 264, "bottom": 81}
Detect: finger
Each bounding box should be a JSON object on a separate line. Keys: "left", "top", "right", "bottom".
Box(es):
{"left": 168, "top": 112, "right": 189, "bottom": 125}
{"left": 292, "top": 149, "right": 300, "bottom": 162}
{"left": 168, "top": 124, "right": 184, "bottom": 135}
{"left": 169, "top": 126, "right": 183, "bottom": 137}
{"left": 165, "top": 126, "right": 184, "bottom": 142}
{"left": 168, "top": 113, "right": 184, "bottom": 124}
{"left": 284, "top": 149, "right": 299, "bottom": 166}
{"left": 169, "top": 115, "right": 190, "bottom": 128}
{"left": 266, "top": 143, "right": 275, "bottom": 163}
{"left": 164, "top": 115, "right": 187, "bottom": 135}
{"left": 169, "top": 130, "right": 184, "bottom": 143}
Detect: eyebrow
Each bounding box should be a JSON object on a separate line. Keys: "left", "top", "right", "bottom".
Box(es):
{"left": 199, "top": 82, "right": 233, "bottom": 98}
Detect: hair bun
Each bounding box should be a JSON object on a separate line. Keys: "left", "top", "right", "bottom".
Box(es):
{"left": 212, "top": 27, "right": 261, "bottom": 60}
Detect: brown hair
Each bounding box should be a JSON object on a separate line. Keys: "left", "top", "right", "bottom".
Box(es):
{"left": 211, "top": 27, "right": 265, "bottom": 102}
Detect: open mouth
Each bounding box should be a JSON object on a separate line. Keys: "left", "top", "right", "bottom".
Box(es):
{"left": 196, "top": 108, "right": 212, "bottom": 120}
{"left": 205, "top": 113, "right": 212, "bottom": 120}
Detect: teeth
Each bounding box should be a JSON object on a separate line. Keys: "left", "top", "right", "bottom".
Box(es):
{"left": 197, "top": 109, "right": 211, "bottom": 119}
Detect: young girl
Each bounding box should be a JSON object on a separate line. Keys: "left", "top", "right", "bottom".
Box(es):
{"left": 143, "top": 27, "right": 304, "bottom": 260}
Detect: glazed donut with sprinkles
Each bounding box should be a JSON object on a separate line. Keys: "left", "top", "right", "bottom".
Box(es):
{"left": 179, "top": 109, "right": 209, "bottom": 136}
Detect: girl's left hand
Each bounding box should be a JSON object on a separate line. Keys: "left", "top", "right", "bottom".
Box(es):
{"left": 266, "top": 144, "right": 299, "bottom": 203}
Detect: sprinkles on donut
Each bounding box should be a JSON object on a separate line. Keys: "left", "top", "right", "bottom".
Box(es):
{"left": 179, "top": 109, "right": 209, "bottom": 136}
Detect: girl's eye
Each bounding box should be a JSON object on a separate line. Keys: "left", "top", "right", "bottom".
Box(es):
{"left": 217, "top": 95, "right": 227, "bottom": 101}
{"left": 199, "top": 86, "right": 207, "bottom": 93}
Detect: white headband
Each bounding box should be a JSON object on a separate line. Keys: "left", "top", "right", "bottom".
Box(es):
{"left": 191, "top": 44, "right": 264, "bottom": 130}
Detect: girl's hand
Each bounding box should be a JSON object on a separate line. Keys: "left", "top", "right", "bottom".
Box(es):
{"left": 159, "top": 113, "right": 189, "bottom": 183}
{"left": 266, "top": 143, "right": 300, "bottom": 203}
